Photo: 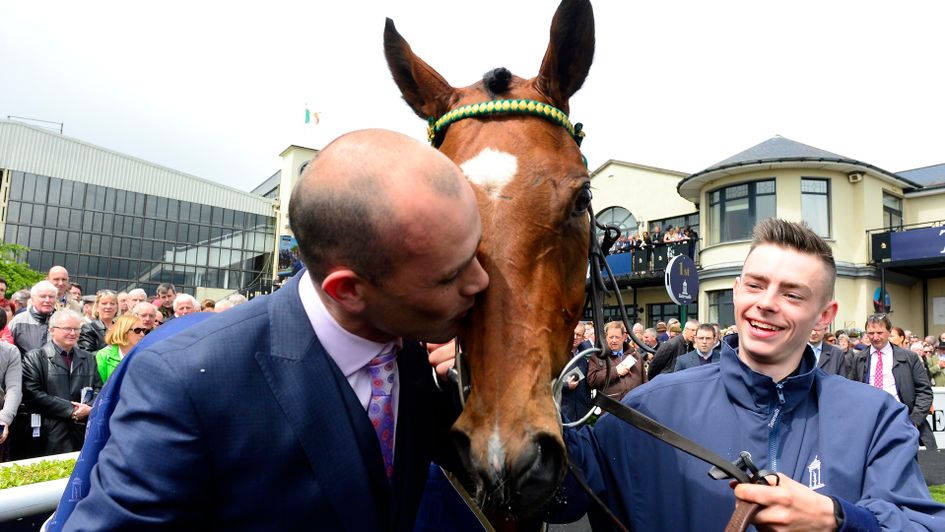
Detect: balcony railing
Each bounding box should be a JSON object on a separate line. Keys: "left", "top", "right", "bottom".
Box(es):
{"left": 600, "top": 240, "right": 699, "bottom": 281}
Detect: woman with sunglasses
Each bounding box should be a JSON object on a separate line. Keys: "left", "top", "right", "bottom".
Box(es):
{"left": 95, "top": 315, "right": 150, "bottom": 383}
{"left": 79, "top": 290, "right": 119, "bottom": 353}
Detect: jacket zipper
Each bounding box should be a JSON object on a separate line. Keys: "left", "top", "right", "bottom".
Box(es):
{"left": 767, "top": 383, "right": 786, "bottom": 473}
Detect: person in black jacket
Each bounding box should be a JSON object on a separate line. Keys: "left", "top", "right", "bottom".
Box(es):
{"left": 78, "top": 290, "right": 118, "bottom": 353}
{"left": 847, "top": 313, "right": 936, "bottom": 450}
{"left": 648, "top": 319, "right": 698, "bottom": 379}
{"left": 22, "top": 309, "right": 102, "bottom": 455}
{"left": 560, "top": 322, "right": 594, "bottom": 422}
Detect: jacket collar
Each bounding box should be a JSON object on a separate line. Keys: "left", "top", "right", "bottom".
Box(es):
{"left": 29, "top": 305, "right": 52, "bottom": 324}
{"left": 720, "top": 340, "right": 816, "bottom": 413}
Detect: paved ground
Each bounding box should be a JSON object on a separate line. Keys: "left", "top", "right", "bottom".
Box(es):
{"left": 547, "top": 515, "right": 591, "bottom": 532}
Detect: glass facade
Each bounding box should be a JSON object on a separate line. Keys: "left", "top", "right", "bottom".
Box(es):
{"left": 647, "top": 301, "right": 697, "bottom": 327}
{"left": 3, "top": 170, "right": 276, "bottom": 295}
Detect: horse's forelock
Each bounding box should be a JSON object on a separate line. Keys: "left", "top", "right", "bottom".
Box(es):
{"left": 482, "top": 67, "right": 512, "bottom": 98}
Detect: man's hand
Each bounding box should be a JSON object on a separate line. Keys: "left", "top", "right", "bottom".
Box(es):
{"left": 615, "top": 363, "right": 630, "bottom": 377}
{"left": 0, "top": 424, "right": 8, "bottom": 444}
{"left": 428, "top": 341, "right": 456, "bottom": 379}
{"left": 71, "top": 401, "right": 92, "bottom": 421}
{"left": 733, "top": 473, "right": 837, "bottom": 531}
{"left": 566, "top": 375, "right": 580, "bottom": 390}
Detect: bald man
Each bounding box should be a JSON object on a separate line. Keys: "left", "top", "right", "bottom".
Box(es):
{"left": 65, "top": 130, "right": 489, "bottom": 530}
{"left": 47, "top": 266, "right": 79, "bottom": 311}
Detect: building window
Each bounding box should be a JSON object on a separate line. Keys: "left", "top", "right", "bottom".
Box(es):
{"left": 647, "top": 302, "right": 697, "bottom": 327}
{"left": 596, "top": 206, "right": 637, "bottom": 238}
{"left": 707, "top": 290, "right": 734, "bottom": 327}
{"left": 708, "top": 180, "right": 776, "bottom": 243}
{"left": 882, "top": 192, "right": 902, "bottom": 230}
{"left": 650, "top": 212, "right": 700, "bottom": 241}
{"left": 801, "top": 178, "right": 830, "bottom": 238}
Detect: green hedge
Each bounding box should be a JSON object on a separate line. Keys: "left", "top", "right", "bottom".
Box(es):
{"left": 931, "top": 485, "right": 945, "bottom": 504}
{"left": 0, "top": 458, "right": 76, "bottom": 489}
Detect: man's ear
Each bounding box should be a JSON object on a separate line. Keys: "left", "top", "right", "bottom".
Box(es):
{"left": 321, "top": 269, "right": 369, "bottom": 314}
{"left": 815, "top": 300, "right": 839, "bottom": 331}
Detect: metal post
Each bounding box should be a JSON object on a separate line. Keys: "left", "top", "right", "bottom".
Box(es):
{"left": 879, "top": 265, "right": 886, "bottom": 312}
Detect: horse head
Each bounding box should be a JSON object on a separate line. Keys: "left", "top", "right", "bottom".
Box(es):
{"left": 385, "top": 0, "right": 595, "bottom": 519}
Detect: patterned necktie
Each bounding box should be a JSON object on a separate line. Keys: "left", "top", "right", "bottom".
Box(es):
{"left": 872, "top": 350, "right": 884, "bottom": 388}
{"left": 367, "top": 349, "right": 397, "bottom": 479}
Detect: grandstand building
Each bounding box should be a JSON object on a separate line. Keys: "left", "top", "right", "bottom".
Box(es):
{"left": 0, "top": 119, "right": 277, "bottom": 299}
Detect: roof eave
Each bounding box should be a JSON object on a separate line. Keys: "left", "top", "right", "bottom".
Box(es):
{"left": 676, "top": 157, "right": 923, "bottom": 202}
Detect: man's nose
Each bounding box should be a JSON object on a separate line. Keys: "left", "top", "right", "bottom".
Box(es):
{"left": 460, "top": 257, "right": 490, "bottom": 297}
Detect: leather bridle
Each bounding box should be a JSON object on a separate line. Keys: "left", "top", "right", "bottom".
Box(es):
{"left": 428, "top": 99, "right": 774, "bottom": 531}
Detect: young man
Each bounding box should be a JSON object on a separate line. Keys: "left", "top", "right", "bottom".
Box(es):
{"left": 673, "top": 323, "right": 719, "bottom": 371}
{"left": 559, "top": 219, "right": 944, "bottom": 530}
{"left": 63, "top": 130, "right": 489, "bottom": 530}
{"left": 155, "top": 283, "right": 177, "bottom": 321}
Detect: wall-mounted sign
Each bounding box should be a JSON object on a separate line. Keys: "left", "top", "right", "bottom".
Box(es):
{"left": 665, "top": 255, "right": 698, "bottom": 306}
{"left": 890, "top": 226, "right": 945, "bottom": 261}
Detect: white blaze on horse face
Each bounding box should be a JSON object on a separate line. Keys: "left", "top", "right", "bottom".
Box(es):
{"left": 487, "top": 425, "right": 506, "bottom": 477}
{"left": 460, "top": 148, "right": 519, "bottom": 197}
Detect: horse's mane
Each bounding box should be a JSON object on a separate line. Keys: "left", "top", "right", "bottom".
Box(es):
{"left": 483, "top": 67, "right": 512, "bottom": 98}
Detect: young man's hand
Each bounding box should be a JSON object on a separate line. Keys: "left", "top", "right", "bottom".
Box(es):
{"left": 733, "top": 473, "right": 837, "bottom": 531}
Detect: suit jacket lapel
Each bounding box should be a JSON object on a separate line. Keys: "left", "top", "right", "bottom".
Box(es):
{"left": 254, "top": 273, "right": 388, "bottom": 530}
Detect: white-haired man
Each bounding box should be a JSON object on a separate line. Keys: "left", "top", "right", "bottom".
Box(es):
{"left": 10, "top": 281, "right": 59, "bottom": 355}
{"left": 131, "top": 302, "right": 159, "bottom": 330}
{"left": 172, "top": 294, "right": 199, "bottom": 318}
{"left": 7, "top": 280, "right": 60, "bottom": 459}
{"left": 22, "top": 309, "right": 102, "bottom": 455}
{"left": 127, "top": 289, "right": 147, "bottom": 306}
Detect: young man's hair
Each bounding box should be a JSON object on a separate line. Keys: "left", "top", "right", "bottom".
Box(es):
{"left": 749, "top": 218, "right": 836, "bottom": 299}
{"left": 696, "top": 323, "right": 717, "bottom": 337}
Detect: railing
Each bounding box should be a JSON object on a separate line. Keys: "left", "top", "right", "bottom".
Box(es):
{"left": 601, "top": 240, "right": 699, "bottom": 280}
{"left": 866, "top": 220, "right": 945, "bottom": 264}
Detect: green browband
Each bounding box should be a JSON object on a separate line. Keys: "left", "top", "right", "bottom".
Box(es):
{"left": 427, "top": 99, "right": 585, "bottom": 147}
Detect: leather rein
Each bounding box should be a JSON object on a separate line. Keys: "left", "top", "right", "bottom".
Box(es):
{"left": 430, "top": 99, "right": 774, "bottom": 531}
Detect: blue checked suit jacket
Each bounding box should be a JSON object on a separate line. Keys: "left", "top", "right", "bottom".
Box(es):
{"left": 57, "top": 272, "right": 460, "bottom": 531}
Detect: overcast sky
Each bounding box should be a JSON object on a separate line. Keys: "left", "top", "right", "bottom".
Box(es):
{"left": 3, "top": 1, "right": 943, "bottom": 192}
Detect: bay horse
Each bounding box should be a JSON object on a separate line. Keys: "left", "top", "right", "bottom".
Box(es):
{"left": 384, "top": 0, "right": 595, "bottom": 524}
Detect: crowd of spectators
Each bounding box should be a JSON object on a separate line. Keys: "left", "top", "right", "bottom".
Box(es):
{"left": 0, "top": 266, "right": 249, "bottom": 462}
{"left": 606, "top": 224, "right": 699, "bottom": 255}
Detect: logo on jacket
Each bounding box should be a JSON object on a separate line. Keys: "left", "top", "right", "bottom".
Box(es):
{"left": 807, "top": 456, "right": 825, "bottom": 490}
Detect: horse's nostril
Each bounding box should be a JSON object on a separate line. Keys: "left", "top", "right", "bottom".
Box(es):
{"left": 508, "top": 434, "right": 566, "bottom": 512}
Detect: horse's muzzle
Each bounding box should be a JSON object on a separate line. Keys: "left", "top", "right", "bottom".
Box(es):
{"left": 451, "top": 429, "right": 567, "bottom": 516}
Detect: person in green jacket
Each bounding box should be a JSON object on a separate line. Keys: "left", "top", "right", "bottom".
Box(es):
{"left": 95, "top": 314, "right": 150, "bottom": 383}
{"left": 929, "top": 342, "right": 945, "bottom": 387}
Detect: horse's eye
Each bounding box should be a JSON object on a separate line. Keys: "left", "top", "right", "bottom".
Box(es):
{"left": 571, "top": 183, "right": 592, "bottom": 217}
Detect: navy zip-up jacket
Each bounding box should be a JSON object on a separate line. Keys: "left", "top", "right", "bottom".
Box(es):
{"left": 558, "top": 342, "right": 944, "bottom": 530}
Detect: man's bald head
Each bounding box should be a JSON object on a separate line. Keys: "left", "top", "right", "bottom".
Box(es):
{"left": 289, "top": 129, "right": 472, "bottom": 282}
{"left": 47, "top": 266, "right": 70, "bottom": 298}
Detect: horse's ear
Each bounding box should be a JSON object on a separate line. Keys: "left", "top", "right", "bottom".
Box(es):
{"left": 384, "top": 18, "right": 455, "bottom": 121}
{"left": 536, "top": 0, "right": 595, "bottom": 109}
